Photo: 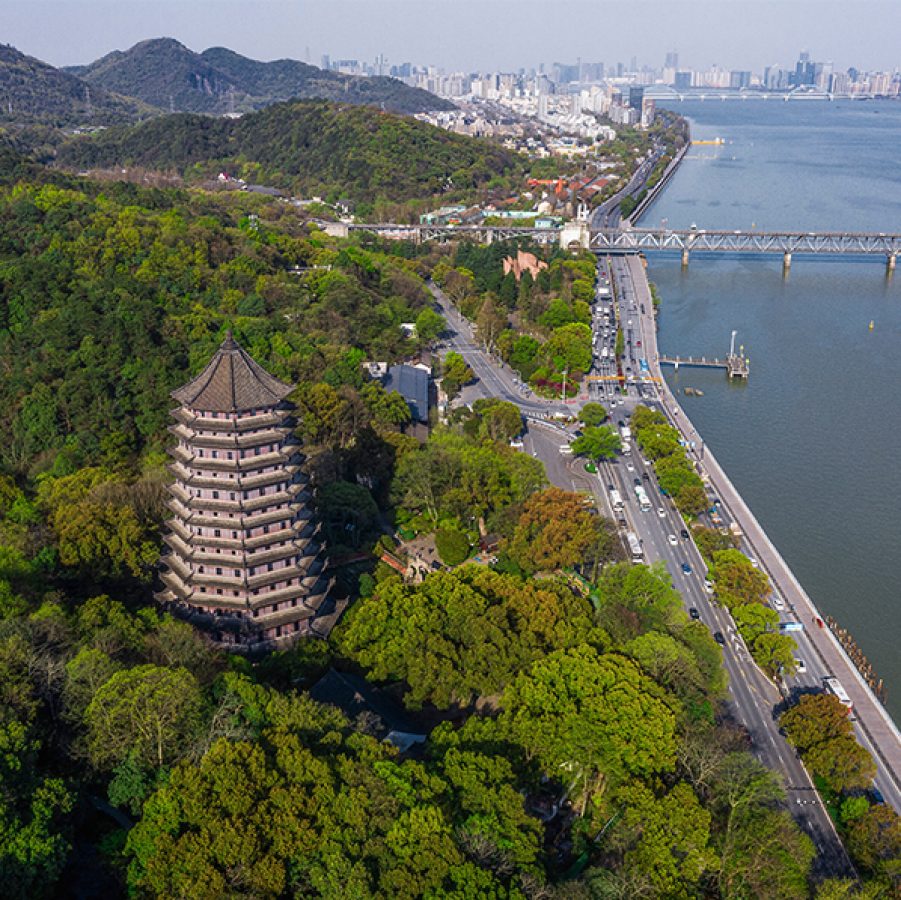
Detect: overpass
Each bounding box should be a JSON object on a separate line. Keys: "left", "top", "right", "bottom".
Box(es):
{"left": 329, "top": 221, "right": 901, "bottom": 270}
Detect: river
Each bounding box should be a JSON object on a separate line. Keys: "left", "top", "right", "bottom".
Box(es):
{"left": 643, "top": 99, "right": 901, "bottom": 722}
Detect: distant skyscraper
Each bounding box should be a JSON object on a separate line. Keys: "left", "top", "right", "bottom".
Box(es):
{"left": 320, "top": 54, "right": 330, "bottom": 72}
{"left": 628, "top": 85, "right": 644, "bottom": 110}
{"left": 674, "top": 71, "right": 692, "bottom": 91}
{"left": 665, "top": 50, "right": 679, "bottom": 70}
{"left": 157, "top": 334, "right": 334, "bottom": 649}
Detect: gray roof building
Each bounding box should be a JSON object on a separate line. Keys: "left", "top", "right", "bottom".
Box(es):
{"left": 384, "top": 364, "right": 430, "bottom": 423}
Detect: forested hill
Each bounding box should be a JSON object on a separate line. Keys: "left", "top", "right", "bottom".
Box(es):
{"left": 0, "top": 44, "right": 150, "bottom": 126}
{"left": 57, "top": 100, "right": 525, "bottom": 207}
{"left": 66, "top": 37, "right": 453, "bottom": 115}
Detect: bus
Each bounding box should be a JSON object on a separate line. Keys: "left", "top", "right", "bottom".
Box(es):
{"left": 634, "top": 484, "right": 651, "bottom": 512}
{"left": 609, "top": 489, "right": 624, "bottom": 513}
{"left": 626, "top": 531, "right": 643, "bottom": 563}
{"left": 823, "top": 676, "right": 854, "bottom": 712}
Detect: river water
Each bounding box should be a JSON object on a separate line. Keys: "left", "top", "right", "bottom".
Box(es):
{"left": 644, "top": 99, "right": 901, "bottom": 722}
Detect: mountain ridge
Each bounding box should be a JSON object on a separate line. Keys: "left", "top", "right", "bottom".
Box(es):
{"left": 65, "top": 37, "right": 453, "bottom": 115}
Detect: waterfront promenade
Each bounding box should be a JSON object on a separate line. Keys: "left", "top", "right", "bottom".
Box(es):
{"left": 623, "top": 253, "right": 901, "bottom": 811}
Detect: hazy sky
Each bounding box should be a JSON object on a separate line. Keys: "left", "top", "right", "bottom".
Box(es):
{"left": 7, "top": 0, "right": 901, "bottom": 72}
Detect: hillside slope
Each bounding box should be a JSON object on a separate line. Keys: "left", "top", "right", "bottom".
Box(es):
{"left": 0, "top": 44, "right": 149, "bottom": 126}
{"left": 57, "top": 100, "right": 523, "bottom": 207}
{"left": 67, "top": 38, "right": 452, "bottom": 115}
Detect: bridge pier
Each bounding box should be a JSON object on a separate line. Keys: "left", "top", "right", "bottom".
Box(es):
{"left": 888, "top": 254, "right": 896, "bottom": 273}
{"left": 681, "top": 248, "right": 690, "bottom": 268}
{"left": 782, "top": 252, "right": 792, "bottom": 272}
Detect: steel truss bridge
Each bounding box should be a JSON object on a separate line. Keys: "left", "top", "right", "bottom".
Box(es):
{"left": 588, "top": 228, "right": 901, "bottom": 261}
{"left": 341, "top": 222, "right": 901, "bottom": 266}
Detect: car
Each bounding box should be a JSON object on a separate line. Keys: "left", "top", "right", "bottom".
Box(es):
{"left": 713, "top": 631, "right": 726, "bottom": 645}
{"left": 642, "top": 472, "right": 650, "bottom": 481}
{"left": 667, "top": 534, "right": 678, "bottom": 546}
{"left": 607, "top": 483, "right": 615, "bottom": 492}
{"left": 680, "top": 529, "right": 690, "bottom": 540}
{"left": 689, "top": 608, "right": 700, "bottom": 620}
{"left": 626, "top": 463, "right": 635, "bottom": 472}
{"left": 633, "top": 477, "right": 641, "bottom": 486}
{"left": 771, "top": 596, "right": 786, "bottom": 611}
{"left": 681, "top": 562, "right": 692, "bottom": 574}
{"left": 657, "top": 507, "right": 666, "bottom": 518}
{"left": 636, "top": 340, "right": 642, "bottom": 347}
{"left": 794, "top": 658, "right": 807, "bottom": 673}
{"left": 703, "top": 579, "right": 715, "bottom": 594}
{"left": 749, "top": 557, "right": 759, "bottom": 568}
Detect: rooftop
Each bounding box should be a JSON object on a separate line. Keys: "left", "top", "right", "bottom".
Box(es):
{"left": 172, "top": 332, "right": 295, "bottom": 413}
{"left": 384, "top": 364, "right": 430, "bottom": 423}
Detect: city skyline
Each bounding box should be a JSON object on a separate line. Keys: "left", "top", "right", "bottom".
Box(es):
{"left": 7, "top": 0, "right": 901, "bottom": 74}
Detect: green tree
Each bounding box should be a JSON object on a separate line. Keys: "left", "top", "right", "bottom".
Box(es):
{"left": 474, "top": 399, "right": 522, "bottom": 443}
{"left": 579, "top": 402, "right": 608, "bottom": 427}
{"left": 84, "top": 664, "right": 204, "bottom": 769}
{"left": 502, "top": 647, "right": 679, "bottom": 804}
{"left": 779, "top": 694, "right": 854, "bottom": 753}
{"left": 804, "top": 737, "right": 876, "bottom": 794}
{"left": 475, "top": 296, "right": 507, "bottom": 353}
{"left": 615, "top": 781, "right": 718, "bottom": 898}
{"left": 442, "top": 351, "right": 474, "bottom": 399}
{"left": 434, "top": 528, "right": 470, "bottom": 566}
{"left": 709, "top": 549, "right": 770, "bottom": 607}
{"left": 844, "top": 803, "right": 901, "bottom": 884}
{"left": 571, "top": 425, "right": 622, "bottom": 462}
{"left": 414, "top": 307, "right": 445, "bottom": 345}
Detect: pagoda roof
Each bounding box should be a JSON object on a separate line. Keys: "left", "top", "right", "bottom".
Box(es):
{"left": 172, "top": 332, "right": 295, "bottom": 414}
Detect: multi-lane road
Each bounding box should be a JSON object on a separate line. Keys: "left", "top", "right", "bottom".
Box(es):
{"left": 612, "top": 253, "right": 901, "bottom": 816}
{"left": 430, "top": 256, "right": 900, "bottom": 874}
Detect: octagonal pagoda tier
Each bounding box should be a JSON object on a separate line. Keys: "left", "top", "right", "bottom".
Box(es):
{"left": 155, "top": 333, "right": 337, "bottom": 649}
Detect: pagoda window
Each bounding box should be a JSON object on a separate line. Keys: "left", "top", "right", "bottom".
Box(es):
{"left": 216, "top": 568, "right": 222, "bottom": 575}
{"left": 233, "top": 569, "right": 240, "bottom": 577}
{"left": 214, "top": 529, "right": 221, "bottom": 537}
{"left": 212, "top": 491, "right": 219, "bottom": 499}
{"left": 212, "top": 451, "right": 218, "bottom": 459}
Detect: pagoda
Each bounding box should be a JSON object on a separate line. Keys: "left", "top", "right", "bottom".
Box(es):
{"left": 156, "top": 333, "right": 334, "bottom": 648}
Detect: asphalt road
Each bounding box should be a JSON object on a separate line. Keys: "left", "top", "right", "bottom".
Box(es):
{"left": 614, "top": 253, "right": 901, "bottom": 816}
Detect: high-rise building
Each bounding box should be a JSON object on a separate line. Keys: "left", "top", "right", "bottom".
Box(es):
{"left": 156, "top": 334, "right": 334, "bottom": 649}
{"left": 674, "top": 71, "right": 692, "bottom": 91}
{"left": 664, "top": 50, "right": 679, "bottom": 70}
{"left": 628, "top": 85, "right": 645, "bottom": 111}
{"left": 730, "top": 70, "right": 752, "bottom": 89}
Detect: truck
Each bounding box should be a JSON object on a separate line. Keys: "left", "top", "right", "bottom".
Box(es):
{"left": 779, "top": 621, "right": 804, "bottom": 633}
{"left": 626, "top": 531, "right": 643, "bottom": 563}
{"left": 609, "top": 489, "right": 624, "bottom": 512}
{"left": 619, "top": 424, "right": 632, "bottom": 442}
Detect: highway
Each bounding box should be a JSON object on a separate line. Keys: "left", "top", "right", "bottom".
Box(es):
{"left": 613, "top": 253, "right": 901, "bottom": 817}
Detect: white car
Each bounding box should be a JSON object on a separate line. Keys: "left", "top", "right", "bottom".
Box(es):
{"left": 667, "top": 534, "right": 678, "bottom": 546}
{"left": 748, "top": 557, "right": 759, "bottom": 568}
{"left": 657, "top": 507, "right": 666, "bottom": 518}
{"left": 794, "top": 658, "right": 807, "bottom": 674}
{"left": 703, "top": 579, "right": 715, "bottom": 595}
{"left": 771, "top": 596, "right": 786, "bottom": 611}
{"left": 626, "top": 463, "right": 635, "bottom": 472}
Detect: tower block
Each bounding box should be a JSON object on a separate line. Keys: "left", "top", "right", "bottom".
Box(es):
{"left": 156, "top": 333, "right": 334, "bottom": 649}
